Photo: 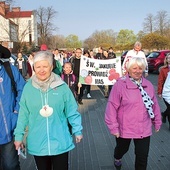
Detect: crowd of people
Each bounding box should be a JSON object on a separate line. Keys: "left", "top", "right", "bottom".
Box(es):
{"left": 1, "top": 41, "right": 169, "bottom": 170}
{"left": 6, "top": 45, "right": 118, "bottom": 105}
{"left": 34, "top": 46, "right": 117, "bottom": 103}
{"left": 0, "top": 43, "right": 117, "bottom": 170}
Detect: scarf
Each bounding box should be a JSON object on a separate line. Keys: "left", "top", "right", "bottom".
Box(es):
{"left": 32, "top": 72, "right": 56, "bottom": 91}
{"left": 130, "top": 77, "right": 154, "bottom": 119}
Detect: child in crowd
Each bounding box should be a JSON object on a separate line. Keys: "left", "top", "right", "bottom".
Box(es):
{"left": 61, "top": 62, "right": 77, "bottom": 133}
{"left": 61, "top": 62, "right": 76, "bottom": 98}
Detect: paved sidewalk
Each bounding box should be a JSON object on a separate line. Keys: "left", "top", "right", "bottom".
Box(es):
{"left": 20, "top": 84, "right": 170, "bottom": 170}
{"left": 69, "top": 85, "right": 170, "bottom": 170}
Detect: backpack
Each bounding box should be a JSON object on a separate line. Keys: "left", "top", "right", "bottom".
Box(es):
{"left": 4, "top": 62, "right": 17, "bottom": 96}
{"left": 0, "top": 45, "right": 17, "bottom": 95}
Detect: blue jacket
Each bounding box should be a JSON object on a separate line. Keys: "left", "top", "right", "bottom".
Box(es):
{"left": 0, "top": 64, "right": 25, "bottom": 144}
{"left": 14, "top": 74, "right": 82, "bottom": 156}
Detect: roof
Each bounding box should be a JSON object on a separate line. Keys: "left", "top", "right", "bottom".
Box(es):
{"left": 6, "top": 11, "right": 33, "bottom": 18}
{"left": 0, "top": 13, "right": 17, "bottom": 26}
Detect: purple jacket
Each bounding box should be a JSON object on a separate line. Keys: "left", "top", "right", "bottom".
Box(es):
{"left": 105, "top": 75, "right": 162, "bottom": 139}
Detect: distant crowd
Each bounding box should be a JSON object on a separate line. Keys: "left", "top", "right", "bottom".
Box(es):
{"left": 10, "top": 45, "right": 117, "bottom": 102}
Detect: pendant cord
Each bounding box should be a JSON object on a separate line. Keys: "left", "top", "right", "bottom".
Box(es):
{"left": 40, "top": 84, "right": 49, "bottom": 107}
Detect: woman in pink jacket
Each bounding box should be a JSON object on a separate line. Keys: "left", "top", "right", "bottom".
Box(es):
{"left": 105, "top": 57, "right": 162, "bottom": 170}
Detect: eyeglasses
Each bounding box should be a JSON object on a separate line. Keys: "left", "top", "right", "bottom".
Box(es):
{"left": 76, "top": 52, "right": 82, "bottom": 54}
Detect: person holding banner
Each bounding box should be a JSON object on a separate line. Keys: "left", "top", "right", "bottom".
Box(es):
{"left": 89, "top": 50, "right": 95, "bottom": 59}
{"left": 71, "top": 48, "right": 85, "bottom": 105}
{"left": 83, "top": 50, "right": 92, "bottom": 98}
{"left": 95, "top": 46, "right": 105, "bottom": 59}
{"left": 95, "top": 47, "right": 109, "bottom": 97}
{"left": 108, "top": 47, "right": 116, "bottom": 59}
{"left": 103, "top": 48, "right": 117, "bottom": 97}
{"left": 105, "top": 57, "right": 161, "bottom": 170}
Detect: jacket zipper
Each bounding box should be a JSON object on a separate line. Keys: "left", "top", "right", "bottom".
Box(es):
{"left": 46, "top": 117, "right": 51, "bottom": 155}
{"left": 0, "top": 99, "right": 10, "bottom": 142}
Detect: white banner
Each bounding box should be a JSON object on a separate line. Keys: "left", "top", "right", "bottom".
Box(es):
{"left": 79, "top": 56, "right": 122, "bottom": 85}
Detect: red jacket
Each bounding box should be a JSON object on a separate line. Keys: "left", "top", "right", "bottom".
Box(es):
{"left": 157, "top": 66, "right": 169, "bottom": 95}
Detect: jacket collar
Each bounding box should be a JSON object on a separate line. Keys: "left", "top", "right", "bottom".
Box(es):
{"left": 30, "top": 72, "right": 64, "bottom": 90}
{"left": 50, "top": 73, "right": 64, "bottom": 89}
{"left": 124, "top": 74, "right": 147, "bottom": 89}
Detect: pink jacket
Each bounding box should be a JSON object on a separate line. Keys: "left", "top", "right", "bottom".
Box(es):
{"left": 105, "top": 75, "right": 162, "bottom": 139}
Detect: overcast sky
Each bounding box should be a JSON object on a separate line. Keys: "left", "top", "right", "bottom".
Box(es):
{"left": 16, "top": 0, "right": 170, "bottom": 40}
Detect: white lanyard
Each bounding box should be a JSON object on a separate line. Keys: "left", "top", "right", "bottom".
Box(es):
{"left": 40, "top": 89, "right": 49, "bottom": 107}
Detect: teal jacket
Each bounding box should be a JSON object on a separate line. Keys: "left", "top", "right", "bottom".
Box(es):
{"left": 53, "top": 60, "right": 62, "bottom": 76}
{"left": 14, "top": 74, "right": 82, "bottom": 156}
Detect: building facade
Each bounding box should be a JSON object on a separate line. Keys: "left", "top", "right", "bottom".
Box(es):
{"left": 0, "top": 1, "right": 38, "bottom": 51}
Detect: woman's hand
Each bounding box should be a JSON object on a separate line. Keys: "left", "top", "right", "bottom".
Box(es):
{"left": 158, "top": 94, "right": 162, "bottom": 98}
{"left": 78, "top": 82, "right": 82, "bottom": 88}
{"left": 75, "top": 135, "right": 83, "bottom": 143}
{"left": 113, "top": 133, "right": 120, "bottom": 138}
{"left": 155, "top": 129, "right": 160, "bottom": 133}
{"left": 14, "top": 141, "right": 24, "bottom": 150}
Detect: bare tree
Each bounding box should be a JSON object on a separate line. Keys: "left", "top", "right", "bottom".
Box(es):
{"left": 36, "top": 6, "right": 57, "bottom": 45}
{"left": 4, "top": 0, "right": 14, "bottom": 3}
{"left": 0, "top": 0, "right": 14, "bottom": 3}
{"left": 48, "top": 35, "right": 66, "bottom": 49}
{"left": 143, "top": 13, "right": 155, "bottom": 33}
{"left": 155, "top": 10, "right": 169, "bottom": 36}
{"left": 84, "top": 29, "right": 117, "bottom": 49}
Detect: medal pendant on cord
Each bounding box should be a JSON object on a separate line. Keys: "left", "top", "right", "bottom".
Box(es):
{"left": 40, "top": 105, "right": 53, "bottom": 117}
{"left": 39, "top": 89, "right": 53, "bottom": 117}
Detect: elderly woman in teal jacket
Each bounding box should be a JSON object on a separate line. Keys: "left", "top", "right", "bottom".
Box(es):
{"left": 14, "top": 51, "right": 83, "bottom": 170}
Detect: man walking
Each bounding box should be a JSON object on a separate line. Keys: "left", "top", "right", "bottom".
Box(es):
{"left": 0, "top": 44, "right": 25, "bottom": 170}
